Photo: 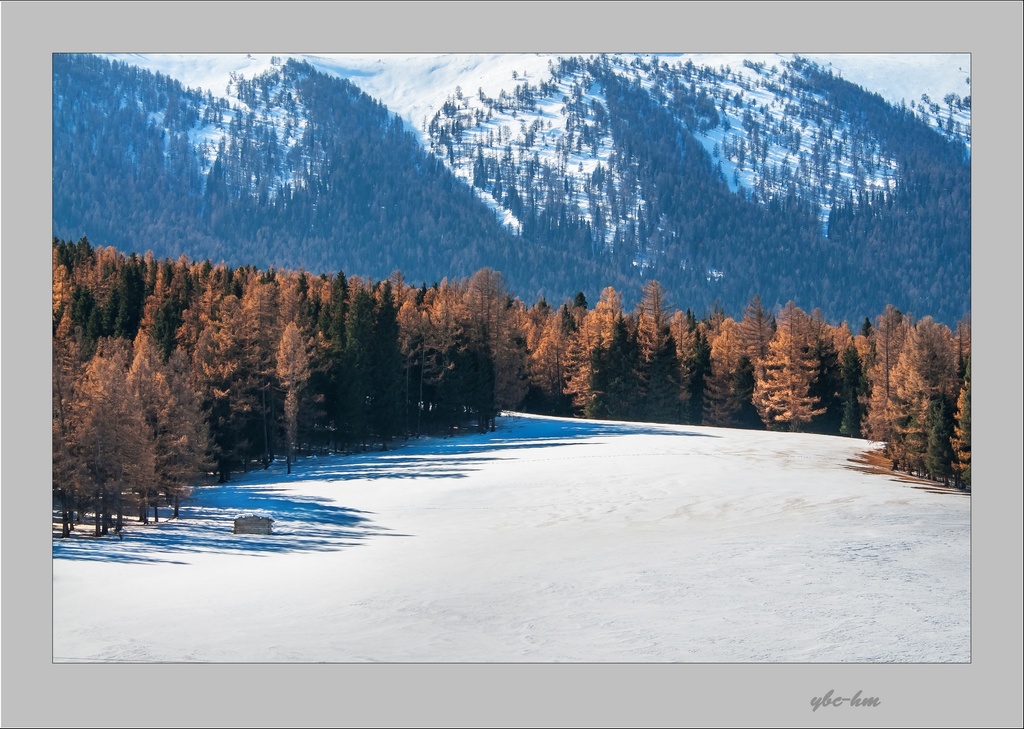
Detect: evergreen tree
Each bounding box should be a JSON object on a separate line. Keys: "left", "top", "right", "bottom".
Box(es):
{"left": 527, "top": 306, "right": 572, "bottom": 415}
{"left": 238, "top": 278, "right": 282, "bottom": 467}
{"left": 643, "top": 328, "right": 683, "bottom": 423}
{"left": 951, "top": 359, "right": 971, "bottom": 489}
{"left": 684, "top": 324, "right": 712, "bottom": 425}
{"left": 888, "top": 316, "right": 956, "bottom": 475}
{"left": 806, "top": 310, "right": 844, "bottom": 435}
{"left": 193, "top": 294, "right": 249, "bottom": 482}
{"left": 838, "top": 345, "right": 867, "bottom": 438}
{"left": 924, "top": 395, "right": 956, "bottom": 485}
{"left": 863, "top": 305, "right": 908, "bottom": 445}
{"left": 343, "top": 287, "right": 377, "bottom": 450}
{"left": 370, "top": 281, "right": 405, "bottom": 446}
{"left": 586, "top": 316, "right": 640, "bottom": 421}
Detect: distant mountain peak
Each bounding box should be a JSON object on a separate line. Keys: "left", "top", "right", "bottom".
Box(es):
{"left": 56, "top": 53, "right": 970, "bottom": 325}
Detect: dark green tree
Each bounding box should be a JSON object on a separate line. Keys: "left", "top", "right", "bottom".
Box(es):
{"left": 685, "top": 325, "right": 711, "bottom": 425}
{"left": 369, "top": 281, "right": 405, "bottom": 447}
{"left": 587, "top": 316, "right": 640, "bottom": 421}
{"left": 924, "top": 395, "right": 956, "bottom": 485}
{"left": 343, "top": 287, "right": 376, "bottom": 450}
{"left": 838, "top": 345, "right": 867, "bottom": 438}
{"left": 642, "top": 329, "right": 683, "bottom": 423}
{"left": 952, "top": 359, "right": 971, "bottom": 489}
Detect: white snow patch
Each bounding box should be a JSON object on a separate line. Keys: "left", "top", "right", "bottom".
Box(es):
{"left": 53, "top": 413, "right": 969, "bottom": 663}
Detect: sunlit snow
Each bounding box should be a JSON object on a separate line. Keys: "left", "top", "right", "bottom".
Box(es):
{"left": 53, "top": 413, "right": 969, "bottom": 663}
{"left": 106, "top": 52, "right": 970, "bottom": 133}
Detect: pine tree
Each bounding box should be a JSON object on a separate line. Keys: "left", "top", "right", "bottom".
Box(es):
{"left": 77, "top": 339, "right": 155, "bottom": 535}
{"left": 643, "top": 327, "right": 683, "bottom": 423}
{"left": 752, "top": 302, "right": 825, "bottom": 431}
{"left": 563, "top": 297, "right": 606, "bottom": 416}
{"left": 397, "top": 295, "right": 429, "bottom": 436}
{"left": 806, "top": 309, "right": 844, "bottom": 434}
{"left": 737, "top": 295, "right": 774, "bottom": 378}
{"left": 238, "top": 278, "right": 282, "bottom": 467}
{"left": 704, "top": 317, "right": 744, "bottom": 427}
{"left": 863, "top": 305, "right": 908, "bottom": 445}
{"left": 193, "top": 294, "right": 249, "bottom": 482}
{"left": 924, "top": 395, "right": 956, "bottom": 485}
{"left": 888, "top": 316, "right": 956, "bottom": 475}
{"left": 635, "top": 279, "right": 668, "bottom": 365}
{"left": 635, "top": 281, "right": 684, "bottom": 422}
{"left": 370, "top": 281, "right": 405, "bottom": 445}
{"left": 528, "top": 306, "right": 571, "bottom": 415}
{"left": 424, "top": 279, "right": 470, "bottom": 433}
{"left": 343, "top": 286, "right": 376, "bottom": 449}
{"left": 128, "top": 333, "right": 164, "bottom": 522}
{"left": 128, "top": 330, "right": 211, "bottom": 521}
{"left": 586, "top": 316, "right": 640, "bottom": 421}
{"left": 951, "top": 358, "right": 971, "bottom": 489}
{"left": 276, "top": 321, "right": 310, "bottom": 472}
{"left": 684, "top": 323, "right": 712, "bottom": 425}
{"left": 950, "top": 360, "right": 966, "bottom": 487}
{"left": 838, "top": 345, "right": 867, "bottom": 437}
{"left": 158, "top": 349, "right": 211, "bottom": 517}
{"left": 52, "top": 317, "right": 85, "bottom": 538}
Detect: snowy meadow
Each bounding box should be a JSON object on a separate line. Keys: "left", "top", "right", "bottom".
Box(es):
{"left": 52, "top": 413, "right": 969, "bottom": 663}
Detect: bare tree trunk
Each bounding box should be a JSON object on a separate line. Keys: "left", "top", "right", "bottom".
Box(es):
{"left": 418, "top": 343, "right": 425, "bottom": 437}
{"left": 60, "top": 489, "right": 72, "bottom": 538}
{"left": 262, "top": 384, "right": 270, "bottom": 468}
{"left": 405, "top": 352, "right": 411, "bottom": 437}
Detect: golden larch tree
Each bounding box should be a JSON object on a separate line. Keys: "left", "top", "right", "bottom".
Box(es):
{"left": 752, "top": 302, "right": 825, "bottom": 431}
{"left": 276, "top": 321, "right": 311, "bottom": 474}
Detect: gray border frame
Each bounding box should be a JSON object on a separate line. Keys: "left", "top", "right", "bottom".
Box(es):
{"left": 4, "top": 1, "right": 1022, "bottom": 726}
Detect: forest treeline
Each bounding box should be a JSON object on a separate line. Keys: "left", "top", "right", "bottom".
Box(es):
{"left": 54, "top": 54, "right": 970, "bottom": 327}
{"left": 52, "top": 237, "right": 971, "bottom": 537}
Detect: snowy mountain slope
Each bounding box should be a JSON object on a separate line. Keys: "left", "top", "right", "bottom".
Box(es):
{"left": 107, "top": 52, "right": 971, "bottom": 139}
{"left": 101, "top": 51, "right": 971, "bottom": 239}
{"left": 52, "top": 413, "right": 969, "bottom": 663}
{"left": 60, "top": 53, "right": 971, "bottom": 324}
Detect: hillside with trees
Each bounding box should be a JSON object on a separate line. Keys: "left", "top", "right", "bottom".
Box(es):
{"left": 52, "top": 237, "right": 971, "bottom": 537}
{"left": 53, "top": 53, "right": 970, "bottom": 327}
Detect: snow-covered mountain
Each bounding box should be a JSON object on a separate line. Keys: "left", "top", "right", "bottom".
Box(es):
{"left": 55, "top": 53, "right": 971, "bottom": 324}
{"left": 107, "top": 52, "right": 971, "bottom": 232}
{"left": 108, "top": 52, "right": 971, "bottom": 144}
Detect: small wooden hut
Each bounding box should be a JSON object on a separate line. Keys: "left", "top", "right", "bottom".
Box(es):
{"left": 233, "top": 514, "right": 274, "bottom": 535}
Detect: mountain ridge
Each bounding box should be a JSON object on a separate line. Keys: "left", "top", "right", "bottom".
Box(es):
{"left": 54, "top": 53, "right": 971, "bottom": 325}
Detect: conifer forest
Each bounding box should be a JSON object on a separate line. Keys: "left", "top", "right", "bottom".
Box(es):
{"left": 51, "top": 236, "right": 971, "bottom": 538}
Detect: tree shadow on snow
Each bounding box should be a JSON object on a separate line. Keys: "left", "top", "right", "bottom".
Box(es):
{"left": 53, "top": 483, "right": 407, "bottom": 565}
{"left": 53, "top": 416, "right": 714, "bottom": 565}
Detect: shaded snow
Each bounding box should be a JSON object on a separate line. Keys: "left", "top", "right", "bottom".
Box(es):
{"left": 53, "top": 413, "right": 969, "bottom": 663}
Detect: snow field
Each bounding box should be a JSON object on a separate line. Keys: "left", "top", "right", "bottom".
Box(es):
{"left": 53, "top": 413, "right": 969, "bottom": 663}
